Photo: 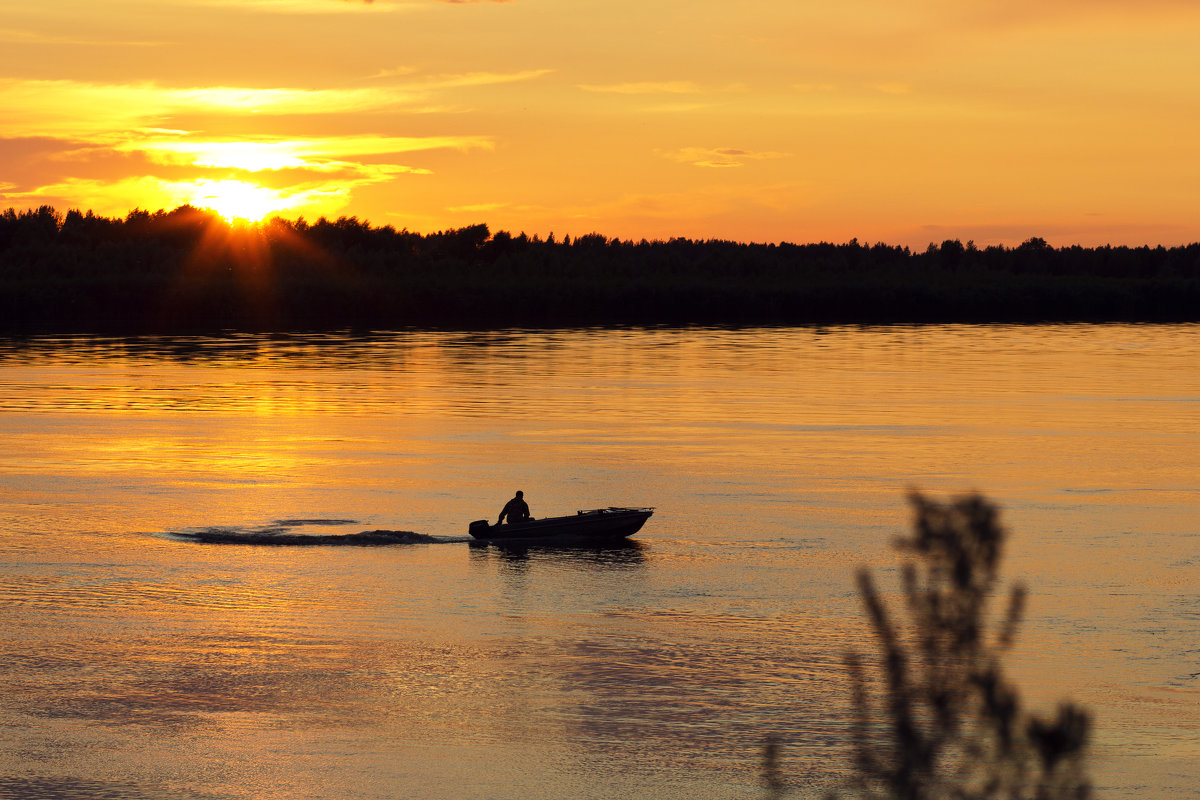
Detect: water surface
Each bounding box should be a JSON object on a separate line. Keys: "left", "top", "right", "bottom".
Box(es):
{"left": 1, "top": 325, "right": 1197, "bottom": 799}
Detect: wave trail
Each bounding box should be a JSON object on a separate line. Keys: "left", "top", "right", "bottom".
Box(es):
{"left": 168, "top": 518, "right": 462, "bottom": 546}
{"left": 176, "top": 528, "right": 440, "bottom": 546}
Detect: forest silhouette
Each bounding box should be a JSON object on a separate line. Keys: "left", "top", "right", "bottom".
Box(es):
{"left": 2, "top": 205, "right": 1197, "bottom": 332}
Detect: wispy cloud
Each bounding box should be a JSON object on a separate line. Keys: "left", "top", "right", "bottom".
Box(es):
{"left": 370, "top": 66, "right": 421, "bottom": 79}
{"left": 661, "top": 147, "right": 793, "bottom": 168}
{"left": 0, "top": 28, "right": 161, "bottom": 47}
{"left": 1, "top": 74, "right": 550, "bottom": 141}
{"left": 370, "top": 68, "right": 552, "bottom": 88}
{"left": 183, "top": 0, "right": 511, "bottom": 10}
{"left": 171, "top": 85, "right": 421, "bottom": 113}
{"left": 944, "top": 0, "right": 1200, "bottom": 31}
{"left": 578, "top": 81, "right": 701, "bottom": 95}
{"left": 446, "top": 201, "right": 511, "bottom": 213}
{"left": 0, "top": 79, "right": 426, "bottom": 139}
{"left": 422, "top": 68, "right": 551, "bottom": 88}
{"left": 793, "top": 83, "right": 838, "bottom": 93}
{"left": 182, "top": 0, "right": 410, "bottom": 13}
{"left": 120, "top": 134, "right": 491, "bottom": 172}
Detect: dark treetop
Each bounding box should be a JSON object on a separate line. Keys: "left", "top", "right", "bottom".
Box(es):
{"left": 2, "top": 205, "right": 1198, "bottom": 332}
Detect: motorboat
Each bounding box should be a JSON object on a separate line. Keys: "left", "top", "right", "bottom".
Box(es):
{"left": 468, "top": 507, "right": 653, "bottom": 543}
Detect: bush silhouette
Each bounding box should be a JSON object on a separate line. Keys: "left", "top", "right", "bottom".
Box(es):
{"left": 837, "top": 491, "right": 1092, "bottom": 800}
{"left": 762, "top": 493, "right": 1093, "bottom": 798}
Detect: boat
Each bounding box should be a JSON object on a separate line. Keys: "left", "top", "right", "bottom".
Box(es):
{"left": 468, "top": 507, "right": 653, "bottom": 543}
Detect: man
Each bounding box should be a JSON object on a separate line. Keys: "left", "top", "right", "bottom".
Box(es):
{"left": 498, "top": 490, "right": 531, "bottom": 525}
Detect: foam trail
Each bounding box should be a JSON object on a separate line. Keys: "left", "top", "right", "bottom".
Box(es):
{"left": 169, "top": 518, "right": 469, "bottom": 546}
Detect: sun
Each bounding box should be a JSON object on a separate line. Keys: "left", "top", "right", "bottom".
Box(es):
{"left": 188, "top": 179, "right": 287, "bottom": 224}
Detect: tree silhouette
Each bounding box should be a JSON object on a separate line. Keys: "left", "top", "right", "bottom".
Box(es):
{"left": 1, "top": 204, "right": 1198, "bottom": 331}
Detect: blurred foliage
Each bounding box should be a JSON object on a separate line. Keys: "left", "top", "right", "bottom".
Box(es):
{"left": 780, "top": 492, "right": 1091, "bottom": 800}
{"left": 1, "top": 205, "right": 1197, "bottom": 331}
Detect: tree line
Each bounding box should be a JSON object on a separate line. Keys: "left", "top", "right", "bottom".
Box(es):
{"left": 2, "top": 205, "right": 1197, "bottom": 331}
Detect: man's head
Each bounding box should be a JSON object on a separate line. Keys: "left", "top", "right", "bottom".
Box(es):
{"left": 515, "top": 490, "right": 523, "bottom": 498}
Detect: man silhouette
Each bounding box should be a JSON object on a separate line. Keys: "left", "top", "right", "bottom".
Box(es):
{"left": 498, "top": 490, "right": 531, "bottom": 524}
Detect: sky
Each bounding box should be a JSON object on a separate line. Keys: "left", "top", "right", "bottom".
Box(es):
{"left": 2, "top": 0, "right": 1198, "bottom": 247}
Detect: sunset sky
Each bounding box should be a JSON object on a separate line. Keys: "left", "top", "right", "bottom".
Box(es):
{"left": 2, "top": 0, "right": 1198, "bottom": 246}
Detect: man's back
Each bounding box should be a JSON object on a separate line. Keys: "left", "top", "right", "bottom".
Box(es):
{"left": 499, "top": 492, "right": 530, "bottom": 524}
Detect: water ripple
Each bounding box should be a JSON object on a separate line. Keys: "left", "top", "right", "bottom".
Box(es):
{"left": 168, "top": 518, "right": 464, "bottom": 546}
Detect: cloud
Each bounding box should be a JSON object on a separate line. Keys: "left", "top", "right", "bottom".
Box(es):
{"left": 794, "top": 83, "right": 838, "bottom": 93}
{"left": 421, "top": 69, "right": 552, "bottom": 88}
{"left": 661, "top": 147, "right": 793, "bottom": 169}
{"left": 446, "top": 202, "right": 511, "bottom": 213}
{"left": 120, "top": 134, "right": 492, "bottom": 172}
{"left": 578, "top": 81, "right": 701, "bottom": 95}
{"left": 370, "top": 68, "right": 552, "bottom": 88}
{"left": 944, "top": 0, "right": 1200, "bottom": 31}
{"left": 165, "top": 85, "right": 424, "bottom": 114}
{"left": 183, "top": 0, "right": 511, "bottom": 9}
{"left": 370, "top": 66, "right": 421, "bottom": 79}
{"left": 642, "top": 102, "right": 716, "bottom": 113}
{"left": 0, "top": 28, "right": 160, "bottom": 47}
{"left": 1, "top": 73, "right": 550, "bottom": 142}
{"left": 182, "top": 0, "right": 409, "bottom": 13}
{"left": 0, "top": 71, "right": 511, "bottom": 223}
{"left": 0, "top": 79, "right": 427, "bottom": 140}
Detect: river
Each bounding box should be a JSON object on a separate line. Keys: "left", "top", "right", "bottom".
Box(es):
{"left": 0, "top": 324, "right": 1196, "bottom": 799}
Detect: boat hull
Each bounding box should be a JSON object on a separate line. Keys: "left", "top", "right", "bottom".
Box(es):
{"left": 468, "top": 507, "right": 653, "bottom": 542}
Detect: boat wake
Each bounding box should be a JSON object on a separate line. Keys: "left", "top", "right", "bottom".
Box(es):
{"left": 170, "top": 518, "right": 469, "bottom": 546}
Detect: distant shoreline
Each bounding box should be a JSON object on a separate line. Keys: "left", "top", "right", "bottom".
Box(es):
{"left": 3, "top": 206, "right": 1198, "bottom": 333}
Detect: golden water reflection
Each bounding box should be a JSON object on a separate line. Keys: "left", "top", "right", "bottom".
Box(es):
{"left": 0, "top": 325, "right": 1197, "bottom": 798}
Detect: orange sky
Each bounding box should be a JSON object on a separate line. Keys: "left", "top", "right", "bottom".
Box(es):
{"left": 2, "top": 0, "right": 1198, "bottom": 246}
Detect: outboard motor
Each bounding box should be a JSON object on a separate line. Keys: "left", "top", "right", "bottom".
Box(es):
{"left": 468, "top": 520, "right": 492, "bottom": 538}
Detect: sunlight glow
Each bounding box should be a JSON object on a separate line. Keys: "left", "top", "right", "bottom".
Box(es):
{"left": 187, "top": 179, "right": 289, "bottom": 223}
{"left": 128, "top": 135, "right": 490, "bottom": 172}
{"left": 175, "top": 142, "right": 310, "bottom": 172}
